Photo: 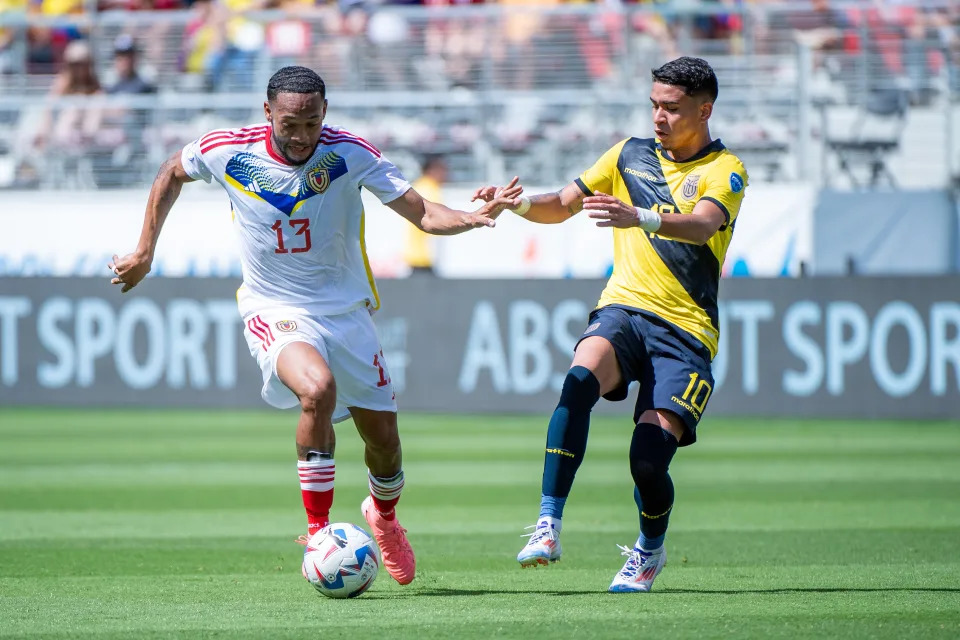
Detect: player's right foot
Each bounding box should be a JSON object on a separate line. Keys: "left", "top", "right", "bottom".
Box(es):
{"left": 608, "top": 544, "right": 666, "bottom": 592}
{"left": 361, "top": 496, "right": 416, "bottom": 585}
{"left": 517, "top": 520, "right": 562, "bottom": 567}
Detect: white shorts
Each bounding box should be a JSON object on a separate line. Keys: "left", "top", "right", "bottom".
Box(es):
{"left": 241, "top": 305, "right": 397, "bottom": 422}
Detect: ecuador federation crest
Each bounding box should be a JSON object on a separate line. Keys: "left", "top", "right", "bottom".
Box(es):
{"left": 306, "top": 167, "right": 330, "bottom": 194}
{"left": 682, "top": 173, "right": 701, "bottom": 200}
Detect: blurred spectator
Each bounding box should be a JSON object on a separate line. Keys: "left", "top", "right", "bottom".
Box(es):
{"left": 772, "top": 0, "right": 849, "bottom": 52}
{"left": 404, "top": 155, "right": 447, "bottom": 276}
{"left": 106, "top": 34, "right": 155, "bottom": 94}
{"left": 97, "top": 0, "right": 183, "bottom": 9}
{"left": 35, "top": 40, "right": 102, "bottom": 151}
{"left": 32, "top": 0, "right": 83, "bottom": 14}
{"left": 0, "top": 0, "right": 26, "bottom": 75}
{"left": 96, "top": 37, "right": 156, "bottom": 187}
{"left": 495, "top": 0, "right": 562, "bottom": 89}
{"left": 182, "top": 0, "right": 223, "bottom": 88}
{"left": 26, "top": 0, "right": 87, "bottom": 73}
{"left": 26, "top": 24, "right": 56, "bottom": 71}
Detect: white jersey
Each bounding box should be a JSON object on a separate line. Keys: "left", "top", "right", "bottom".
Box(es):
{"left": 181, "top": 122, "right": 411, "bottom": 316}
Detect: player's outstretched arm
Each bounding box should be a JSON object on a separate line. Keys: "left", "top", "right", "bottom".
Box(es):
{"left": 583, "top": 192, "right": 726, "bottom": 245}
{"left": 109, "top": 151, "right": 196, "bottom": 293}
{"left": 471, "top": 181, "right": 585, "bottom": 224}
{"left": 388, "top": 177, "right": 524, "bottom": 235}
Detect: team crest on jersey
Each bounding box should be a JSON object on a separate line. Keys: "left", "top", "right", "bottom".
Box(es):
{"left": 682, "top": 174, "right": 701, "bottom": 200}
{"left": 276, "top": 320, "right": 298, "bottom": 332}
{"left": 306, "top": 167, "right": 330, "bottom": 194}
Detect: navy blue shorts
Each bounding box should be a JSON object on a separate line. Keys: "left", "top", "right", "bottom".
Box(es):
{"left": 576, "top": 305, "right": 714, "bottom": 446}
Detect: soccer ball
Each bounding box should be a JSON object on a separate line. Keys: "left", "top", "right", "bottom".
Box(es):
{"left": 302, "top": 523, "right": 380, "bottom": 599}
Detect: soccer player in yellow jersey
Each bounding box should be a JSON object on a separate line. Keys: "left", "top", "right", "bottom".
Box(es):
{"left": 475, "top": 57, "right": 747, "bottom": 592}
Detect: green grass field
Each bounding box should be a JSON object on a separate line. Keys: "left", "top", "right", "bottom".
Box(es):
{"left": 1, "top": 410, "right": 959, "bottom": 639}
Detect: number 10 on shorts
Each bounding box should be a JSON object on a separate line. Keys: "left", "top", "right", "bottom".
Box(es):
{"left": 681, "top": 372, "right": 713, "bottom": 413}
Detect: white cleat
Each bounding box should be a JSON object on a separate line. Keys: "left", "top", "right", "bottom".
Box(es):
{"left": 517, "top": 521, "right": 562, "bottom": 567}
{"left": 608, "top": 544, "right": 666, "bottom": 592}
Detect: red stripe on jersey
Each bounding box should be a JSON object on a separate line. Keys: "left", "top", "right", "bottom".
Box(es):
{"left": 321, "top": 126, "right": 381, "bottom": 155}
{"left": 319, "top": 135, "right": 381, "bottom": 158}
{"left": 255, "top": 316, "right": 275, "bottom": 343}
{"left": 200, "top": 130, "right": 269, "bottom": 149}
{"left": 247, "top": 319, "right": 268, "bottom": 351}
{"left": 201, "top": 134, "right": 267, "bottom": 155}
{"left": 320, "top": 130, "right": 380, "bottom": 153}
{"left": 201, "top": 125, "right": 269, "bottom": 146}
{"left": 328, "top": 127, "right": 379, "bottom": 151}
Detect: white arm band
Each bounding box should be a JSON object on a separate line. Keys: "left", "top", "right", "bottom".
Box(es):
{"left": 634, "top": 207, "right": 662, "bottom": 232}
{"left": 510, "top": 195, "right": 531, "bottom": 216}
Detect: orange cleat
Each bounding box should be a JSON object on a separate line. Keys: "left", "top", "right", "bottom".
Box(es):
{"left": 361, "top": 496, "right": 416, "bottom": 585}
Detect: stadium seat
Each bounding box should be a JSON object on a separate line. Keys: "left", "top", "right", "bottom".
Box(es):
{"left": 823, "top": 86, "right": 909, "bottom": 189}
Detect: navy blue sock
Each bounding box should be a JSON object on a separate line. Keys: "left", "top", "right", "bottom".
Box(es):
{"left": 539, "top": 366, "right": 600, "bottom": 519}
{"left": 630, "top": 423, "right": 678, "bottom": 548}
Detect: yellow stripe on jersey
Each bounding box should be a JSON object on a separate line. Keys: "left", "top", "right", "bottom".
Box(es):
{"left": 224, "top": 173, "right": 270, "bottom": 208}
{"left": 576, "top": 137, "right": 747, "bottom": 358}
{"left": 359, "top": 208, "right": 381, "bottom": 312}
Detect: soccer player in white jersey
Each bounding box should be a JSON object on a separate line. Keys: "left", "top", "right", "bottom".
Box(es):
{"left": 108, "top": 66, "right": 522, "bottom": 586}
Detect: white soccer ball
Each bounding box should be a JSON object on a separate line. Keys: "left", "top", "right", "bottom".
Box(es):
{"left": 302, "top": 523, "right": 380, "bottom": 599}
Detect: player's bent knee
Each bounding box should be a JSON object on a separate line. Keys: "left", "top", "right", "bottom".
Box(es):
{"left": 629, "top": 423, "right": 678, "bottom": 486}
{"left": 363, "top": 428, "right": 401, "bottom": 455}
{"left": 558, "top": 366, "right": 601, "bottom": 412}
{"left": 298, "top": 376, "right": 337, "bottom": 416}
{"left": 629, "top": 457, "right": 660, "bottom": 486}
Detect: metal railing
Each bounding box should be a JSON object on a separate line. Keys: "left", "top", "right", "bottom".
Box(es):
{"left": 0, "top": 2, "right": 956, "bottom": 189}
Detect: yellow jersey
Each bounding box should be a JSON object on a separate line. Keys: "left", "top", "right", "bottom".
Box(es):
{"left": 404, "top": 174, "right": 441, "bottom": 269}
{"left": 575, "top": 137, "right": 747, "bottom": 358}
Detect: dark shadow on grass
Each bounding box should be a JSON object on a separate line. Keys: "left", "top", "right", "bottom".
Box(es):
{"left": 662, "top": 587, "right": 960, "bottom": 595}
{"left": 363, "top": 586, "right": 960, "bottom": 599}
{"left": 361, "top": 587, "right": 597, "bottom": 598}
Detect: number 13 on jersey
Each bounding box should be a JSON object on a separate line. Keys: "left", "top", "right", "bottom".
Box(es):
{"left": 272, "top": 218, "right": 312, "bottom": 254}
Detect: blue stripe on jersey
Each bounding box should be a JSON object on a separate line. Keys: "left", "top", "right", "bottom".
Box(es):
{"left": 224, "top": 151, "right": 349, "bottom": 216}
{"left": 617, "top": 138, "right": 721, "bottom": 334}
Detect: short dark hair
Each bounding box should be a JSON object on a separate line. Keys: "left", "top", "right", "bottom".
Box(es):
{"left": 267, "top": 66, "right": 326, "bottom": 102}
{"left": 422, "top": 154, "right": 445, "bottom": 173}
{"left": 651, "top": 57, "right": 718, "bottom": 102}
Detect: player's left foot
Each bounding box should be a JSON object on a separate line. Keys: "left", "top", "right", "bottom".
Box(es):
{"left": 517, "top": 520, "right": 562, "bottom": 567}
{"left": 608, "top": 544, "right": 666, "bottom": 593}
{"left": 295, "top": 534, "right": 310, "bottom": 547}
{"left": 362, "top": 496, "right": 416, "bottom": 585}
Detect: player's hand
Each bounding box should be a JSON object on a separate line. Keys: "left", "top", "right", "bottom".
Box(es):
{"left": 470, "top": 176, "right": 522, "bottom": 204}
{"left": 582, "top": 192, "right": 639, "bottom": 228}
{"left": 108, "top": 252, "right": 152, "bottom": 293}
{"left": 470, "top": 185, "right": 497, "bottom": 203}
{"left": 469, "top": 176, "right": 523, "bottom": 227}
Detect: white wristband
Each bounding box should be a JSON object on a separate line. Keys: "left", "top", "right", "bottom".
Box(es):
{"left": 634, "top": 207, "right": 662, "bottom": 232}
{"left": 511, "top": 195, "right": 531, "bottom": 217}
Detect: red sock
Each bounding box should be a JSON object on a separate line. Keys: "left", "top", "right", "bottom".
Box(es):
{"left": 298, "top": 459, "right": 334, "bottom": 536}
{"left": 368, "top": 470, "right": 404, "bottom": 521}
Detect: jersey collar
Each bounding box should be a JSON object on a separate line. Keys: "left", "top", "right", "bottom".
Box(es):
{"left": 656, "top": 138, "right": 725, "bottom": 164}
{"left": 265, "top": 131, "right": 293, "bottom": 166}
